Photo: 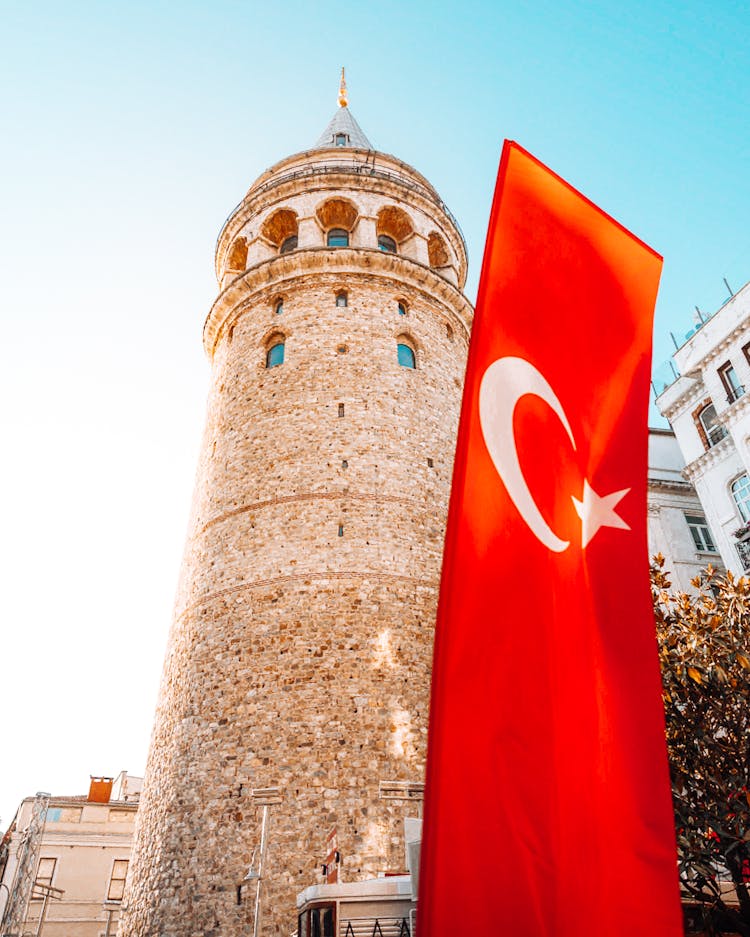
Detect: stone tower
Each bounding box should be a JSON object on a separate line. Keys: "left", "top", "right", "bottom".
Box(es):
{"left": 121, "top": 80, "right": 472, "bottom": 937}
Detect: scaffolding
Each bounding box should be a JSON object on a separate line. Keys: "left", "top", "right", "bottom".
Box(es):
{"left": 0, "top": 793, "right": 50, "bottom": 937}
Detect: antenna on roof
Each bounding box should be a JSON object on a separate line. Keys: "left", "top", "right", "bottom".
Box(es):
{"left": 338, "top": 67, "right": 348, "bottom": 108}
{"left": 694, "top": 306, "right": 704, "bottom": 324}
{"left": 723, "top": 277, "right": 734, "bottom": 297}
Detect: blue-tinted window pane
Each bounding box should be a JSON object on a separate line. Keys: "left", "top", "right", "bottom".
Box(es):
{"left": 327, "top": 229, "right": 349, "bottom": 247}
{"left": 280, "top": 236, "right": 297, "bottom": 254}
{"left": 335, "top": 134, "right": 348, "bottom": 146}
{"left": 378, "top": 235, "right": 397, "bottom": 253}
{"left": 47, "top": 808, "right": 62, "bottom": 822}
{"left": 397, "top": 302, "right": 407, "bottom": 316}
{"left": 397, "top": 344, "right": 416, "bottom": 369}
{"left": 266, "top": 343, "right": 285, "bottom": 368}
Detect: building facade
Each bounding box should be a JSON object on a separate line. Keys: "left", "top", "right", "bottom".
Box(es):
{"left": 656, "top": 280, "right": 750, "bottom": 576}
{"left": 647, "top": 427, "right": 723, "bottom": 591}
{"left": 120, "top": 85, "right": 472, "bottom": 937}
{"left": 0, "top": 774, "right": 140, "bottom": 937}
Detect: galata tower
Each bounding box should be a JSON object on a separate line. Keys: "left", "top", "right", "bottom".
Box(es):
{"left": 121, "top": 74, "right": 472, "bottom": 937}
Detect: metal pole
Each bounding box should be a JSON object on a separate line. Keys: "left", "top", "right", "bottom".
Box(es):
{"left": 252, "top": 805, "right": 269, "bottom": 937}
{"left": 34, "top": 893, "right": 48, "bottom": 937}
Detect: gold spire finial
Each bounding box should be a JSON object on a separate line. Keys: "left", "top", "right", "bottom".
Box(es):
{"left": 338, "top": 67, "right": 348, "bottom": 108}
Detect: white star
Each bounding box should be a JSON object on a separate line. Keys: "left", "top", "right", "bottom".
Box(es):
{"left": 571, "top": 480, "right": 631, "bottom": 548}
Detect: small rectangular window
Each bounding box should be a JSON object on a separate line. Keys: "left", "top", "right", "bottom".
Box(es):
{"left": 32, "top": 858, "right": 56, "bottom": 900}
{"left": 107, "top": 859, "right": 129, "bottom": 902}
{"left": 719, "top": 361, "right": 744, "bottom": 403}
{"left": 47, "top": 806, "right": 82, "bottom": 823}
{"left": 338, "top": 525, "right": 344, "bottom": 537}
{"left": 338, "top": 403, "right": 345, "bottom": 418}
{"left": 685, "top": 514, "right": 717, "bottom": 553}
{"left": 427, "top": 458, "right": 434, "bottom": 468}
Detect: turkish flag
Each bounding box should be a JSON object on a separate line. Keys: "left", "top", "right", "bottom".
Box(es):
{"left": 418, "top": 142, "right": 681, "bottom": 936}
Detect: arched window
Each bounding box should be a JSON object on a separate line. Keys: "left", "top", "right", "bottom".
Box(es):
{"left": 378, "top": 235, "right": 397, "bottom": 254}
{"left": 327, "top": 228, "right": 349, "bottom": 247}
{"left": 266, "top": 342, "right": 285, "bottom": 368}
{"left": 274, "top": 299, "right": 284, "bottom": 315}
{"left": 697, "top": 403, "right": 726, "bottom": 448}
{"left": 335, "top": 292, "right": 348, "bottom": 307}
{"left": 397, "top": 301, "right": 407, "bottom": 316}
{"left": 397, "top": 342, "right": 416, "bottom": 369}
{"left": 280, "top": 235, "right": 298, "bottom": 254}
{"left": 733, "top": 475, "right": 750, "bottom": 522}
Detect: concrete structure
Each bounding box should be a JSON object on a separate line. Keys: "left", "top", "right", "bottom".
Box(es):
{"left": 656, "top": 280, "right": 750, "bottom": 576}
{"left": 120, "top": 81, "right": 472, "bottom": 937}
{"left": 647, "top": 427, "right": 722, "bottom": 591}
{"left": 296, "top": 874, "right": 415, "bottom": 937}
{"left": 0, "top": 774, "right": 141, "bottom": 937}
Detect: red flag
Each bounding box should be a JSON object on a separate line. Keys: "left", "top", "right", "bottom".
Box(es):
{"left": 419, "top": 142, "right": 681, "bottom": 936}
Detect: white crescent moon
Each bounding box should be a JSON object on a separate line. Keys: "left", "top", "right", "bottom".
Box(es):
{"left": 479, "top": 357, "right": 577, "bottom": 553}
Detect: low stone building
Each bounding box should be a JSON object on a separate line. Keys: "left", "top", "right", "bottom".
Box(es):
{"left": 0, "top": 772, "right": 141, "bottom": 937}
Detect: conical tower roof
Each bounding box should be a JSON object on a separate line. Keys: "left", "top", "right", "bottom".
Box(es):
{"left": 314, "top": 68, "right": 373, "bottom": 150}
{"left": 314, "top": 106, "right": 372, "bottom": 149}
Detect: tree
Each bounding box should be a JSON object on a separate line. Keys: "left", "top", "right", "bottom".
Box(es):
{"left": 652, "top": 556, "right": 750, "bottom": 935}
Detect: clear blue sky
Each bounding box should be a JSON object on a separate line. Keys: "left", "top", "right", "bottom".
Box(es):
{"left": 1, "top": 0, "right": 748, "bottom": 823}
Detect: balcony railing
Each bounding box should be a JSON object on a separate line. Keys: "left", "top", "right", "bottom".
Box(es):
{"left": 342, "top": 916, "right": 413, "bottom": 937}
{"left": 736, "top": 536, "right": 750, "bottom": 572}
{"left": 707, "top": 423, "right": 729, "bottom": 447}
{"left": 727, "top": 383, "right": 746, "bottom": 404}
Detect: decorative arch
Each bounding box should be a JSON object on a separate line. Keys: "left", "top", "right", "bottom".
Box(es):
{"left": 262, "top": 329, "right": 287, "bottom": 369}
{"left": 260, "top": 209, "right": 299, "bottom": 251}
{"left": 427, "top": 231, "right": 451, "bottom": 269}
{"left": 316, "top": 197, "right": 359, "bottom": 233}
{"left": 396, "top": 332, "right": 418, "bottom": 369}
{"left": 376, "top": 205, "right": 414, "bottom": 246}
{"left": 226, "top": 237, "right": 248, "bottom": 273}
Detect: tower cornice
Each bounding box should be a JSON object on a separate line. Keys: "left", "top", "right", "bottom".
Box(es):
{"left": 203, "top": 247, "right": 474, "bottom": 358}
{"left": 215, "top": 150, "right": 467, "bottom": 287}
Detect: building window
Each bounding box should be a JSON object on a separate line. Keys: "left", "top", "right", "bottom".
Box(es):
{"left": 338, "top": 524, "right": 344, "bottom": 537}
{"left": 685, "top": 514, "right": 716, "bottom": 553}
{"left": 47, "top": 807, "right": 82, "bottom": 823}
{"left": 697, "top": 403, "right": 727, "bottom": 448}
{"left": 397, "top": 302, "right": 407, "bottom": 316}
{"left": 327, "top": 228, "right": 349, "bottom": 247}
{"left": 274, "top": 299, "right": 284, "bottom": 315}
{"left": 334, "top": 133, "right": 348, "bottom": 146}
{"left": 107, "top": 859, "right": 129, "bottom": 902}
{"left": 338, "top": 403, "right": 345, "bottom": 417}
{"left": 378, "top": 235, "right": 397, "bottom": 254}
{"left": 397, "top": 343, "right": 416, "bottom": 369}
{"left": 280, "top": 235, "right": 298, "bottom": 254}
{"left": 266, "top": 342, "right": 285, "bottom": 368}
{"left": 32, "top": 858, "right": 56, "bottom": 900}
{"left": 335, "top": 292, "right": 348, "bottom": 307}
{"left": 719, "top": 361, "right": 744, "bottom": 403}
{"left": 733, "top": 475, "right": 750, "bottom": 522}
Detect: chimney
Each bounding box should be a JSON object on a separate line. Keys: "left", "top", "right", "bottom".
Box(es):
{"left": 88, "top": 776, "right": 114, "bottom": 803}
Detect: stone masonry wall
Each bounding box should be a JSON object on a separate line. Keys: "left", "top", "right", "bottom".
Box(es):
{"left": 121, "top": 171, "right": 471, "bottom": 937}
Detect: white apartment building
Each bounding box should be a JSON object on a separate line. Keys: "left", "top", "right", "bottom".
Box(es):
{"left": 647, "top": 427, "right": 722, "bottom": 591}
{"left": 656, "top": 279, "right": 750, "bottom": 576}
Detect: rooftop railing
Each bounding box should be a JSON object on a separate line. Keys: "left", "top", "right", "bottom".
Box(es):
{"left": 217, "top": 160, "right": 467, "bottom": 255}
